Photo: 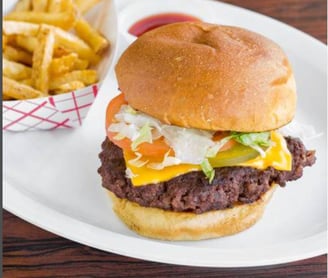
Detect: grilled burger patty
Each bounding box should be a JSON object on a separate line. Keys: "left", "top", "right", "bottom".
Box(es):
{"left": 98, "top": 137, "right": 315, "bottom": 214}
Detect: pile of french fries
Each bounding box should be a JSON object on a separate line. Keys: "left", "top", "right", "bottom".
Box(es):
{"left": 3, "top": 0, "right": 109, "bottom": 100}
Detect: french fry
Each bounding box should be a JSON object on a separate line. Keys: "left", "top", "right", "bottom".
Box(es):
{"left": 5, "top": 35, "right": 17, "bottom": 46}
{"left": 47, "top": 0, "right": 62, "bottom": 12}
{"left": 3, "top": 58, "right": 32, "bottom": 80}
{"left": 21, "top": 78, "right": 33, "bottom": 86}
{"left": 49, "top": 53, "right": 79, "bottom": 76}
{"left": 15, "top": 35, "right": 38, "bottom": 52}
{"left": 61, "top": 0, "right": 76, "bottom": 12}
{"left": 53, "top": 27, "right": 100, "bottom": 64}
{"left": 5, "top": 10, "right": 77, "bottom": 30}
{"left": 52, "top": 81, "right": 85, "bottom": 94}
{"left": 3, "top": 46, "right": 33, "bottom": 65}
{"left": 50, "top": 54, "right": 88, "bottom": 75}
{"left": 32, "top": 0, "right": 48, "bottom": 12}
{"left": 73, "top": 58, "right": 89, "bottom": 70}
{"left": 3, "top": 35, "right": 8, "bottom": 50}
{"left": 12, "top": 0, "right": 32, "bottom": 12}
{"left": 3, "top": 0, "right": 108, "bottom": 101}
{"left": 75, "top": 18, "right": 109, "bottom": 53}
{"left": 3, "top": 21, "right": 39, "bottom": 36}
{"left": 3, "top": 76, "right": 45, "bottom": 99}
{"left": 74, "top": 0, "right": 100, "bottom": 14}
{"left": 53, "top": 46, "right": 70, "bottom": 57}
{"left": 32, "top": 26, "right": 55, "bottom": 94}
{"left": 3, "top": 93, "right": 15, "bottom": 100}
{"left": 47, "top": 0, "right": 77, "bottom": 15}
{"left": 49, "top": 70, "right": 98, "bottom": 90}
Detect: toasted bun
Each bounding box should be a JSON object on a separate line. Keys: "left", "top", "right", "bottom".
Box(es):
{"left": 108, "top": 184, "right": 276, "bottom": 241}
{"left": 116, "top": 22, "right": 296, "bottom": 132}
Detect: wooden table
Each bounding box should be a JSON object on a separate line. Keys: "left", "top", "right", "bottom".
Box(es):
{"left": 3, "top": 0, "right": 327, "bottom": 277}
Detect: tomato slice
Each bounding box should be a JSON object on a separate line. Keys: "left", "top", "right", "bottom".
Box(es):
{"left": 105, "top": 93, "right": 127, "bottom": 127}
{"left": 106, "top": 93, "right": 172, "bottom": 157}
{"left": 213, "top": 131, "right": 237, "bottom": 151}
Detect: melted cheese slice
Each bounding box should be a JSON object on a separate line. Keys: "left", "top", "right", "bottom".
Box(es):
{"left": 124, "top": 131, "right": 291, "bottom": 186}
{"left": 238, "top": 131, "right": 292, "bottom": 171}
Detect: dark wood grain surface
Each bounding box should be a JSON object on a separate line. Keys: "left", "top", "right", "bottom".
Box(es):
{"left": 3, "top": 0, "right": 327, "bottom": 277}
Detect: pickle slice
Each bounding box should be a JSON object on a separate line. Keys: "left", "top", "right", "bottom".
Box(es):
{"left": 208, "top": 144, "right": 260, "bottom": 168}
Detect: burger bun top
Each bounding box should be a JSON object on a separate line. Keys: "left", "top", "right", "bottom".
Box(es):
{"left": 115, "top": 22, "right": 296, "bottom": 132}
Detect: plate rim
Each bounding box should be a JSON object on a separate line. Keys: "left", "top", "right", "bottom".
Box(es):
{"left": 116, "top": 0, "right": 327, "bottom": 49}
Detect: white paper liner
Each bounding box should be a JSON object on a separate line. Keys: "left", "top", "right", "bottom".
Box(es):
{"left": 3, "top": 84, "right": 100, "bottom": 131}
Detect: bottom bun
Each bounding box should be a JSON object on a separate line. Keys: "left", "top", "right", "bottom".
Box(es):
{"left": 108, "top": 184, "right": 277, "bottom": 241}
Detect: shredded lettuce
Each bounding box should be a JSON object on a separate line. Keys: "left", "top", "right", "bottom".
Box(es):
{"left": 113, "top": 133, "right": 126, "bottom": 140}
{"left": 109, "top": 104, "right": 217, "bottom": 164}
{"left": 131, "top": 123, "right": 153, "bottom": 151}
{"left": 147, "top": 151, "right": 181, "bottom": 170}
{"left": 126, "top": 105, "right": 137, "bottom": 115}
{"left": 206, "top": 136, "right": 232, "bottom": 158}
{"left": 161, "top": 125, "right": 215, "bottom": 164}
{"left": 125, "top": 168, "right": 137, "bottom": 179}
{"left": 109, "top": 105, "right": 162, "bottom": 144}
{"left": 108, "top": 122, "right": 139, "bottom": 140}
{"left": 200, "top": 158, "right": 215, "bottom": 183}
{"left": 230, "top": 131, "right": 271, "bottom": 157}
{"left": 115, "top": 105, "right": 162, "bottom": 131}
{"left": 128, "top": 152, "right": 149, "bottom": 168}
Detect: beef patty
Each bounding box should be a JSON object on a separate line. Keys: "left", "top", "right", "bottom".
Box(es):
{"left": 98, "top": 137, "right": 315, "bottom": 214}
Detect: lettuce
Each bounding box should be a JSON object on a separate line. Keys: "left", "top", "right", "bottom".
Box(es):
{"left": 125, "top": 168, "right": 137, "bottom": 179}
{"left": 128, "top": 152, "right": 149, "bottom": 167}
{"left": 231, "top": 131, "right": 271, "bottom": 157}
{"left": 108, "top": 122, "right": 138, "bottom": 140}
{"left": 147, "top": 151, "right": 181, "bottom": 170}
{"left": 131, "top": 123, "right": 153, "bottom": 151}
{"left": 161, "top": 125, "right": 215, "bottom": 164}
{"left": 200, "top": 158, "right": 215, "bottom": 183}
{"left": 206, "top": 136, "right": 232, "bottom": 158}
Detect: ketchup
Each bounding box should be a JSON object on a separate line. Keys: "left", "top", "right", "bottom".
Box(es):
{"left": 128, "top": 13, "right": 201, "bottom": 37}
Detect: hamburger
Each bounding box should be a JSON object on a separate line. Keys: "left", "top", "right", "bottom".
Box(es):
{"left": 98, "top": 22, "right": 315, "bottom": 240}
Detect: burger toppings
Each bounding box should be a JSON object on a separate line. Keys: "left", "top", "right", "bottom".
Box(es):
{"left": 229, "top": 132, "right": 272, "bottom": 157}
{"left": 123, "top": 131, "right": 291, "bottom": 186}
{"left": 202, "top": 131, "right": 273, "bottom": 182}
{"left": 106, "top": 93, "right": 292, "bottom": 186}
{"left": 200, "top": 159, "right": 215, "bottom": 183}
{"left": 98, "top": 136, "right": 315, "bottom": 213}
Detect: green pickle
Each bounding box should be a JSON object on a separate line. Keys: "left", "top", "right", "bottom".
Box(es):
{"left": 208, "top": 144, "right": 260, "bottom": 167}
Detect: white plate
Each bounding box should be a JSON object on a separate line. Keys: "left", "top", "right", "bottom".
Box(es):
{"left": 3, "top": 0, "right": 327, "bottom": 267}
